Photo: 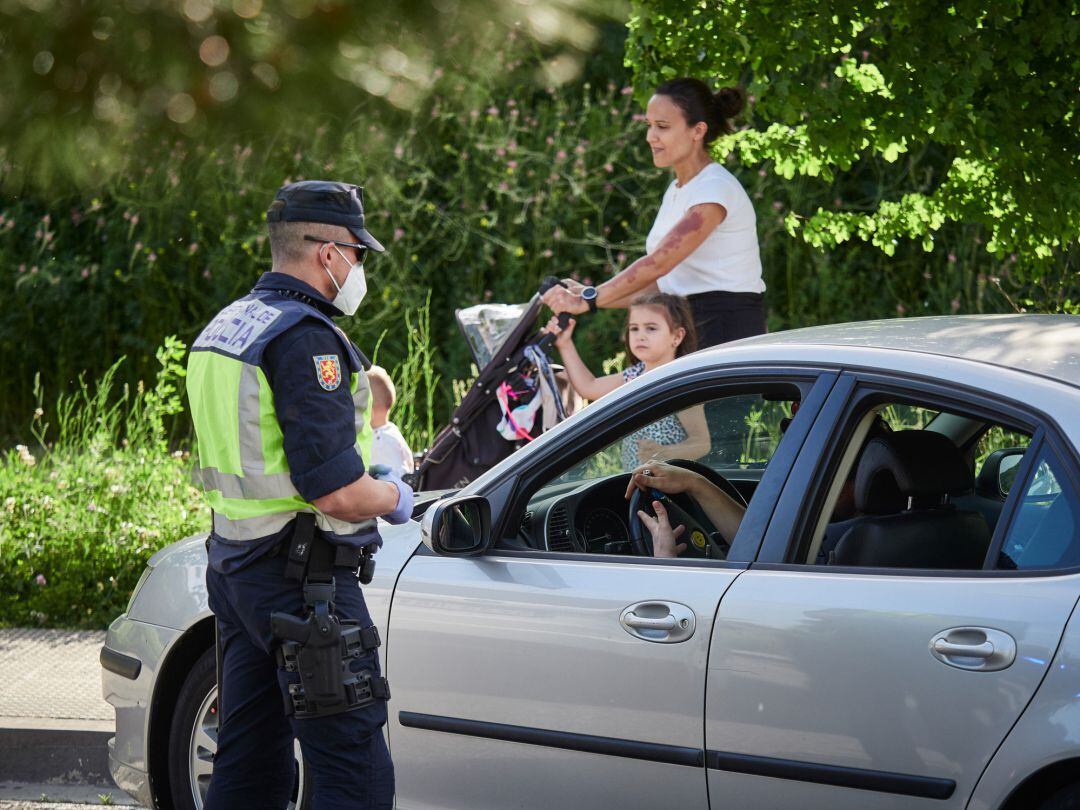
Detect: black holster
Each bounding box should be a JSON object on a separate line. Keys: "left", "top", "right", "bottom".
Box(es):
{"left": 270, "top": 514, "right": 389, "bottom": 719}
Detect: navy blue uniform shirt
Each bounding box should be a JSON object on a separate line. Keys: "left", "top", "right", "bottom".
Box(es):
{"left": 209, "top": 272, "right": 371, "bottom": 573}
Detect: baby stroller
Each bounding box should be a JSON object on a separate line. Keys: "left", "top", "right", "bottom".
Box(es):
{"left": 413, "top": 278, "right": 577, "bottom": 491}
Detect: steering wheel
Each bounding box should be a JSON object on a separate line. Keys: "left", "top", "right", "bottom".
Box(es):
{"left": 627, "top": 460, "right": 747, "bottom": 559}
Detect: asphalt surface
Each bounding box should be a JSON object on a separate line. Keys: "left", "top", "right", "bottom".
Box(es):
{"left": 0, "top": 630, "right": 132, "bottom": 805}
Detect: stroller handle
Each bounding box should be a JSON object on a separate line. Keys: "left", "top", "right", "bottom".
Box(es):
{"left": 536, "top": 312, "right": 571, "bottom": 350}
{"left": 538, "top": 275, "right": 566, "bottom": 295}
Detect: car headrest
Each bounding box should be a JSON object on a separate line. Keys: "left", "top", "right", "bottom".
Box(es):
{"left": 854, "top": 430, "right": 972, "bottom": 514}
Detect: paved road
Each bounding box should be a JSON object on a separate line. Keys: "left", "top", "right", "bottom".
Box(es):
{"left": 0, "top": 780, "right": 136, "bottom": 806}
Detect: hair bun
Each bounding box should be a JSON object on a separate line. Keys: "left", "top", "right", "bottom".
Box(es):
{"left": 714, "top": 85, "right": 746, "bottom": 120}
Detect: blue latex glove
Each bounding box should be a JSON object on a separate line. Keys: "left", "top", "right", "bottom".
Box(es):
{"left": 371, "top": 465, "right": 414, "bottom": 524}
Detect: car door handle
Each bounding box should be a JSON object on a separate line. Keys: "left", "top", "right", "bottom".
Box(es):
{"left": 929, "top": 627, "right": 1016, "bottom": 672}
{"left": 623, "top": 614, "right": 678, "bottom": 631}
{"left": 932, "top": 639, "right": 994, "bottom": 658}
{"left": 620, "top": 601, "right": 696, "bottom": 644}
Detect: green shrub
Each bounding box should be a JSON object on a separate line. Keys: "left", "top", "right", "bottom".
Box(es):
{"left": 0, "top": 338, "right": 208, "bottom": 629}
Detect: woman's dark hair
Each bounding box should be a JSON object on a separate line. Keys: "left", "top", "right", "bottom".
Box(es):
{"left": 623, "top": 292, "right": 698, "bottom": 360}
{"left": 654, "top": 77, "right": 745, "bottom": 145}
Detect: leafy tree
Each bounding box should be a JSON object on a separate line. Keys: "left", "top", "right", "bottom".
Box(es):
{"left": 0, "top": 0, "right": 622, "bottom": 190}
{"left": 625, "top": 0, "right": 1079, "bottom": 272}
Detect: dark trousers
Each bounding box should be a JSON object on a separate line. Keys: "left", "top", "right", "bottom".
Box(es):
{"left": 687, "top": 291, "right": 767, "bottom": 349}
{"left": 205, "top": 553, "right": 394, "bottom": 810}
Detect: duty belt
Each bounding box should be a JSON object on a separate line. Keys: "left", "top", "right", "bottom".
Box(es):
{"left": 282, "top": 513, "right": 377, "bottom": 585}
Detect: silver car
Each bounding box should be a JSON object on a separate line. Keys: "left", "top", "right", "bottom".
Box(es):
{"left": 102, "top": 315, "right": 1080, "bottom": 809}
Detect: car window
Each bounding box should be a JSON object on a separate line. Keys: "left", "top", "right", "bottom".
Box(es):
{"left": 996, "top": 445, "right": 1080, "bottom": 571}
{"left": 513, "top": 386, "right": 801, "bottom": 558}
{"left": 974, "top": 426, "right": 1031, "bottom": 486}
{"left": 553, "top": 393, "right": 791, "bottom": 485}
{"left": 797, "top": 401, "right": 1033, "bottom": 571}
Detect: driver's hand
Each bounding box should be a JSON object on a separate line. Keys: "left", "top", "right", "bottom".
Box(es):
{"left": 638, "top": 499, "right": 687, "bottom": 558}
{"left": 625, "top": 462, "right": 705, "bottom": 500}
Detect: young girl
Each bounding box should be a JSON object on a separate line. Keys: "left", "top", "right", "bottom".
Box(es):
{"left": 544, "top": 292, "right": 710, "bottom": 468}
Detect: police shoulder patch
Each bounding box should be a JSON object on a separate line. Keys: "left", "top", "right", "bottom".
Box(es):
{"left": 313, "top": 354, "right": 342, "bottom": 391}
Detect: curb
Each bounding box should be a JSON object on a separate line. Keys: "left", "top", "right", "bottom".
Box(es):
{"left": 0, "top": 722, "right": 113, "bottom": 787}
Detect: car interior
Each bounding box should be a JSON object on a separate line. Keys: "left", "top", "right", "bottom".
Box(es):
{"left": 798, "top": 400, "right": 1077, "bottom": 572}
{"left": 500, "top": 385, "right": 803, "bottom": 559}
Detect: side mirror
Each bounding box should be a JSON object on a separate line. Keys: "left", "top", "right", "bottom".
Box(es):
{"left": 421, "top": 495, "right": 492, "bottom": 556}
{"left": 975, "top": 447, "right": 1027, "bottom": 500}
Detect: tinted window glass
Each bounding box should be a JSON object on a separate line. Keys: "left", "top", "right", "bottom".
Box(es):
{"left": 997, "top": 445, "right": 1080, "bottom": 571}
{"left": 800, "top": 402, "right": 1033, "bottom": 571}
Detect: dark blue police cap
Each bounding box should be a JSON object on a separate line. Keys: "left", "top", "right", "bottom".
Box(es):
{"left": 266, "top": 180, "right": 385, "bottom": 253}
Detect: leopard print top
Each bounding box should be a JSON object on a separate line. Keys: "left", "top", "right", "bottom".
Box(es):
{"left": 620, "top": 362, "right": 688, "bottom": 469}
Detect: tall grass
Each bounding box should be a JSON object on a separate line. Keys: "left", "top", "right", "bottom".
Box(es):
{"left": 0, "top": 338, "right": 207, "bottom": 628}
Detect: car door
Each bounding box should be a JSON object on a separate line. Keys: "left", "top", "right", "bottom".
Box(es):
{"left": 385, "top": 368, "right": 837, "bottom": 810}
{"left": 703, "top": 371, "right": 1080, "bottom": 808}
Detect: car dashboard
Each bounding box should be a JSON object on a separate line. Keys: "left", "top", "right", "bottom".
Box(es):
{"left": 522, "top": 475, "right": 637, "bottom": 554}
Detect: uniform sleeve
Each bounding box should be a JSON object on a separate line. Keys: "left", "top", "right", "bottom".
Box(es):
{"left": 262, "top": 323, "right": 365, "bottom": 501}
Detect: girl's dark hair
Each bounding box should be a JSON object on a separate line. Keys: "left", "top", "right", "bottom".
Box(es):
{"left": 623, "top": 292, "right": 698, "bottom": 361}
{"left": 654, "top": 77, "right": 745, "bottom": 145}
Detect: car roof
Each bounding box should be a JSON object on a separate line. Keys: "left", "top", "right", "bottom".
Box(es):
{"left": 711, "top": 314, "right": 1080, "bottom": 387}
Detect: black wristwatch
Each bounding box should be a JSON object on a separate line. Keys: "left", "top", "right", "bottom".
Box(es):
{"left": 581, "top": 286, "right": 598, "bottom": 314}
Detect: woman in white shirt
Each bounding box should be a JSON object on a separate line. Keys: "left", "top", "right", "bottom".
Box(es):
{"left": 542, "top": 77, "right": 766, "bottom": 347}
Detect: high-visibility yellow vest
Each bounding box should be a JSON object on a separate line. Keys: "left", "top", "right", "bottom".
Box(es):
{"left": 187, "top": 291, "right": 374, "bottom": 542}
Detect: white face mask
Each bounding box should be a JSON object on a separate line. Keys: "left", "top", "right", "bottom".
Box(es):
{"left": 325, "top": 244, "right": 367, "bottom": 316}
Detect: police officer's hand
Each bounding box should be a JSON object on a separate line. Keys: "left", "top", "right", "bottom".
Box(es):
{"left": 372, "top": 466, "right": 414, "bottom": 524}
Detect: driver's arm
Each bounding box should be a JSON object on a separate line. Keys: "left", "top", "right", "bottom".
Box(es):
{"left": 688, "top": 479, "right": 746, "bottom": 543}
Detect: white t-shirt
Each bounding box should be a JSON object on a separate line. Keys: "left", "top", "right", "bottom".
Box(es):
{"left": 371, "top": 422, "right": 415, "bottom": 477}
{"left": 645, "top": 162, "right": 765, "bottom": 295}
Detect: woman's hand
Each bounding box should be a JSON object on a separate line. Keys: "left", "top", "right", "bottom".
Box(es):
{"left": 559, "top": 278, "right": 586, "bottom": 294}
{"left": 637, "top": 499, "right": 687, "bottom": 558}
{"left": 624, "top": 461, "right": 706, "bottom": 500}
{"left": 541, "top": 284, "right": 588, "bottom": 316}
{"left": 543, "top": 315, "right": 577, "bottom": 348}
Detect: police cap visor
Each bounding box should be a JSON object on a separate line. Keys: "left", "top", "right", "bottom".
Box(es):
{"left": 266, "top": 180, "right": 385, "bottom": 253}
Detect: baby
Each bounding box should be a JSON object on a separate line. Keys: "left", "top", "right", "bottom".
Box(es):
{"left": 367, "top": 365, "right": 415, "bottom": 477}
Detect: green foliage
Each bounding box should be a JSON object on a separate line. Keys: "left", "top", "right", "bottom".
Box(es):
{"left": 0, "top": 339, "right": 208, "bottom": 629}
{"left": 626, "top": 0, "right": 1079, "bottom": 269}
{"left": 388, "top": 293, "right": 440, "bottom": 453}
{"left": 0, "top": 27, "right": 1067, "bottom": 448}
{"left": 0, "top": 0, "right": 624, "bottom": 190}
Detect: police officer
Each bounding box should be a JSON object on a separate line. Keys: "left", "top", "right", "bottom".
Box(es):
{"left": 186, "top": 180, "right": 411, "bottom": 809}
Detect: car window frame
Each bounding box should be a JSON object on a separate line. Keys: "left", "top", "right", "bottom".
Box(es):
{"left": 754, "top": 368, "right": 1080, "bottom": 578}
{"left": 480, "top": 366, "right": 840, "bottom": 567}
{"left": 983, "top": 436, "right": 1080, "bottom": 573}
